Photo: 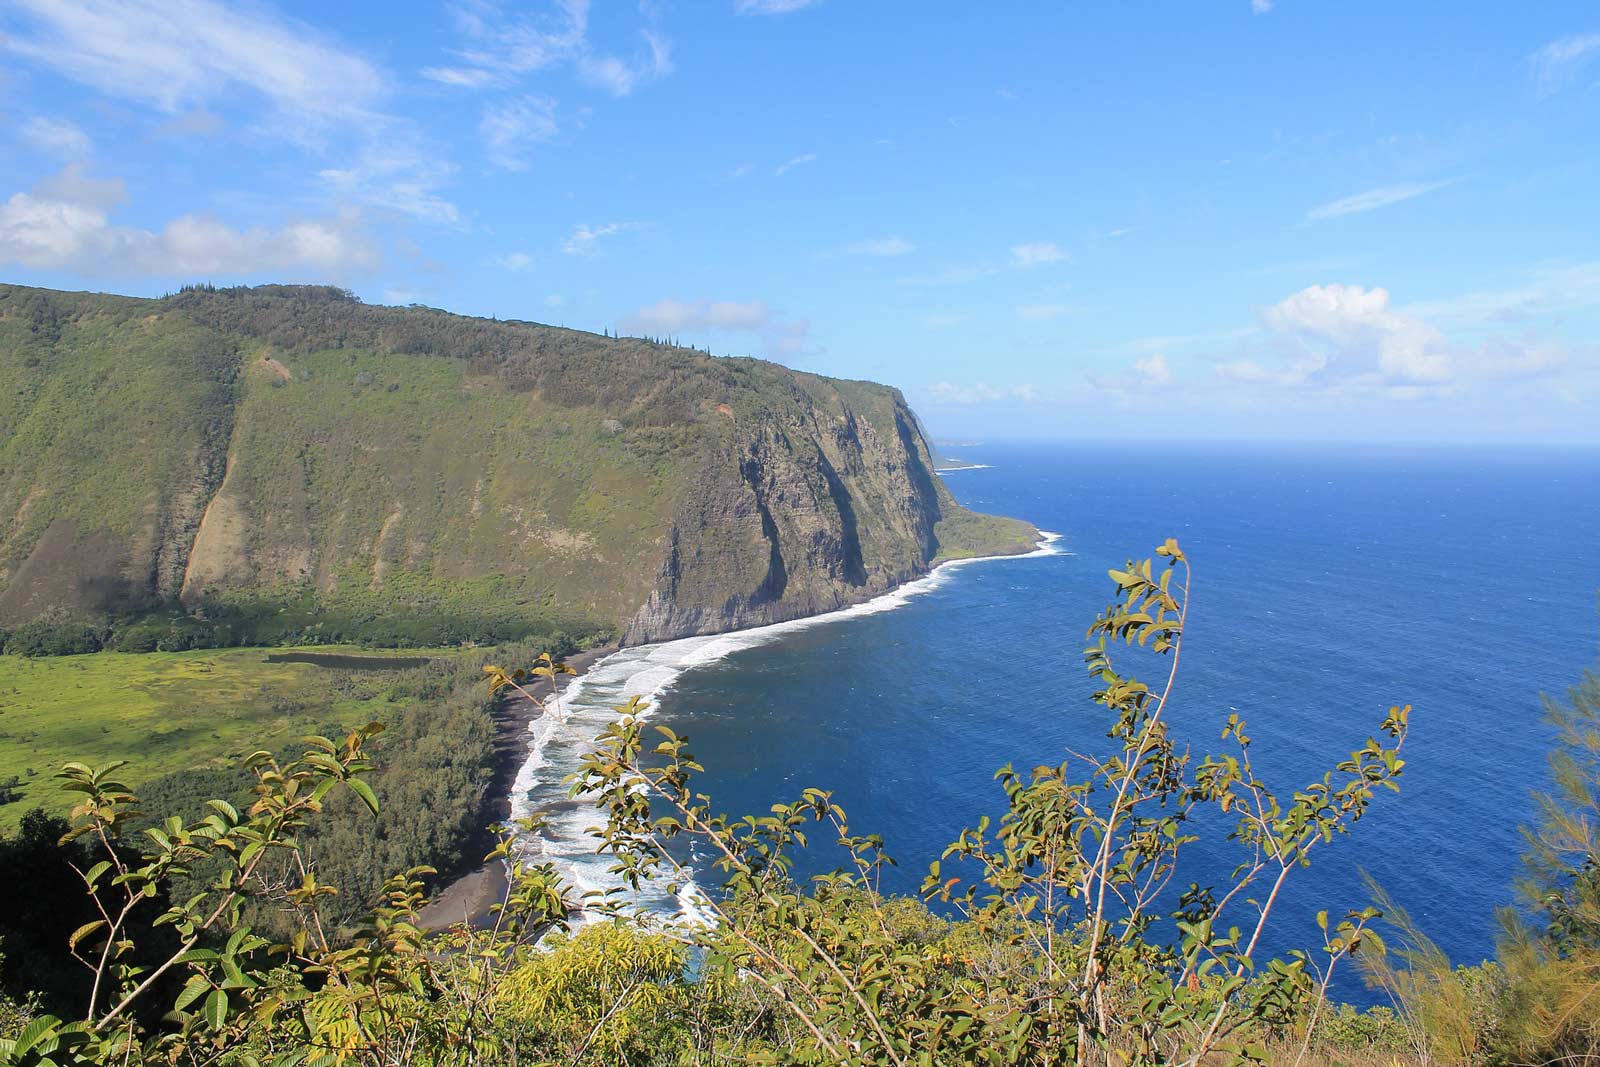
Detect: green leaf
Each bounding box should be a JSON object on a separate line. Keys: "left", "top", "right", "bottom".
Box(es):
{"left": 10, "top": 1016, "right": 58, "bottom": 1057}
{"left": 203, "top": 988, "right": 229, "bottom": 1030}
{"left": 347, "top": 777, "right": 379, "bottom": 815}
{"left": 176, "top": 975, "right": 210, "bottom": 1012}
{"left": 68, "top": 920, "right": 106, "bottom": 949}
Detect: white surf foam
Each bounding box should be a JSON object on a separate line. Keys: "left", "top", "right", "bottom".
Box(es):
{"left": 504, "top": 530, "right": 1066, "bottom": 929}
{"left": 934, "top": 463, "right": 994, "bottom": 472}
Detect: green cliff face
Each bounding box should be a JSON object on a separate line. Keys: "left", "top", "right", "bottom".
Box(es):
{"left": 0, "top": 283, "right": 1040, "bottom": 646}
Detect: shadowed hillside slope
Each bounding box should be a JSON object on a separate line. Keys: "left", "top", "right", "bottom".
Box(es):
{"left": 0, "top": 283, "right": 1039, "bottom": 645}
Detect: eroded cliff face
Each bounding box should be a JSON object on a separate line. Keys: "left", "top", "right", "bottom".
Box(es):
{"left": 622, "top": 391, "right": 953, "bottom": 644}
{"left": 0, "top": 284, "right": 1039, "bottom": 642}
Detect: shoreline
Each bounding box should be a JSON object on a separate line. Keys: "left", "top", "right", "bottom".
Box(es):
{"left": 417, "top": 529, "right": 1060, "bottom": 932}
{"left": 415, "top": 642, "right": 616, "bottom": 932}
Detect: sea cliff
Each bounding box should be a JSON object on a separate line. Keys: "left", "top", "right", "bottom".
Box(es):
{"left": 0, "top": 282, "right": 1039, "bottom": 646}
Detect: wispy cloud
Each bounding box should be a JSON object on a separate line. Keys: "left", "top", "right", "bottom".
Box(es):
{"left": 0, "top": 165, "right": 379, "bottom": 276}
{"left": 578, "top": 29, "right": 672, "bottom": 97}
{"left": 480, "top": 96, "right": 559, "bottom": 170}
{"left": 19, "top": 116, "right": 92, "bottom": 158}
{"left": 3, "top": 0, "right": 464, "bottom": 228}
{"left": 1090, "top": 354, "right": 1173, "bottom": 393}
{"left": 317, "top": 138, "right": 460, "bottom": 224}
{"left": 2, "top": 0, "right": 385, "bottom": 125}
{"left": 734, "top": 0, "right": 822, "bottom": 14}
{"left": 497, "top": 251, "right": 534, "bottom": 270}
{"left": 844, "top": 236, "right": 913, "bottom": 256}
{"left": 621, "top": 296, "right": 811, "bottom": 357}
{"left": 422, "top": 0, "right": 589, "bottom": 88}
{"left": 423, "top": 1, "right": 673, "bottom": 168}
{"left": 924, "top": 381, "right": 1039, "bottom": 406}
{"left": 423, "top": 2, "right": 670, "bottom": 97}
{"left": 1010, "top": 241, "right": 1066, "bottom": 268}
{"left": 1306, "top": 179, "right": 1455, "bottom": 221}
{"left": 1403, "top": 261, "right": 1600, "bottom": 327}
{"left": 1531, "top": 33, "right": 1600, "bottom": 99}
{"left": 561, "top": 221, "right": 639, "bottom": 255}
{"left": 774, "top": 152, "right": 816, "bottom": 176}
{"left": 1251, "top": 0, "right": 1273, "bottom": 13}
{"left": 1016, "top": 303, "right": 1071, "bottom": 320}
{"left": 624, "top": 298, "right": 773, "bottom": 333}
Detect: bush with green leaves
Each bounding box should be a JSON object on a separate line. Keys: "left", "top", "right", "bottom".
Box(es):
{"left": 0, "top": 541, "right": 1417, "bottom": 1066}
{"left": 1363, "top": 668, "right": 1600, "bottom": 1067}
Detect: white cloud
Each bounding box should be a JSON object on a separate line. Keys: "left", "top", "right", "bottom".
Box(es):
{"left": 1010, "top": 241, "right": 1066, "bottom": 268}
{"left": 1136, "top": 354, "right": 1173, "bottom": 386}
{"left": 423, "top": 1, "right": 670, "bottom": 98}
{"left": 420, "top": 65, "right": 499, "bottom": 88}
{"left": 317, "top": 139, "right": 460, "bottom": 224}
{"left": 1264, "top": 283, "right": 1450, "bottom": 382}
{"left": 20, "top": 116, "right": 92, "bottom": 158}
{"left": 620, "top": 297, "right": 811, "bottom": 357}
{"left": 774, "top": 152, "right": 816, "bottom": 176}
{"left": 1531, "top": 33, "right": 1600, "bottom": 99}
{"left": 2, "top": 0, "right": 385, "bottom": 124}
{"left": 1218, "top": 283, "right": 1450, "bottom": 390}
{"left": 426, "top": 0, "right": 590, "bottom": 86}
{"left": 623, "top": 298, "right": 772, "bottom": 333}
{"left": 1307, "top": 179, "right": 1455, "bottom": 221}
{"left": 1405, "top": 261, "right": 1600, "bottom": 327}
{"left": 1090, "top": 354, "right": 1174, "bottom": 393}
{"left": 0, "top": 166, "right": 379, "bottom": 276}
{"left": 480, "top": 95, "right": 559, "bottom": 170}
{"left": 845, "top": 236, "right": 913, "bottom": 257}
{"left": 735, "top": 0, "right": 822, "bottom": 13}
{"left": 1016, "top": 303, "right": 1071, "bottom": 320}
{"left": 423, "top": 3, "right": 671, "bottom": 166}
{"left": 1215, "top": 352, "right": 1329, "bottom": 388}
{"left": 561, "top": 221, "right": 638, "bottom": 255}
{"left": 577, "top": 29, "right": 672, "bottom": 97}
{"left": 924, "top": 381, "right": 1039, "bottom": 406}
{"left": 1211, "top": 277, "right": 1595, "bottom": 398}
{"left": 1251, "top": 0, "right": 1273, "bottom": 12}
{"left": 3, "top": 0, "right": 462, "bottom": 229}
{"left": 498, "top": 251, "right": 533, "bottom": 270}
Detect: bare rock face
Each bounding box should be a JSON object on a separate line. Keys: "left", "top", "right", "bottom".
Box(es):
{"left": 620, "top": 394, "right": 954, "bottom": 645}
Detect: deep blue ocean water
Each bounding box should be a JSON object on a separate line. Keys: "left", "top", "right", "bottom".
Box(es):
{"left": 510, "top": 442, "right": 1600, "bottom": 1002}
{"left": 621, "top": 442, "right": 1600, "bottom": 1000}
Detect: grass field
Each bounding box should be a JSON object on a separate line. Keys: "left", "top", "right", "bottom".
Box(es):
{"left": 0, "top": 646, "right": 470, "bottom": 829}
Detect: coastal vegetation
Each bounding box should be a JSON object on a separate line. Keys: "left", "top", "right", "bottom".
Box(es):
{"left": 2, "top": 540, "right": 1592, "bottom": 1065}
{"left": 0, "top": 646, "right": 488, "bottom": 829}
{"left": 0, "top": 283, "right": 1037, "bottom": 654}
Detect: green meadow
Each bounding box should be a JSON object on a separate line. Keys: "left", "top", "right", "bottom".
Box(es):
{"left": 0, "top": 646, "right": 469, "bottom": 828}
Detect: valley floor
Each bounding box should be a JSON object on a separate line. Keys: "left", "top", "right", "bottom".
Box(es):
{"left": 0, "top": 645, "right": 475, "bottom": 829}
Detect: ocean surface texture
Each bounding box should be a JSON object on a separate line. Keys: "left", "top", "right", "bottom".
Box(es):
{"left": 515, "top": 442, "right": 1600, "bottom": 999}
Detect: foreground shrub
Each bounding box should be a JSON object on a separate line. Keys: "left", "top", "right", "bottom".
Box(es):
{"left": 0, "top": 541, "right": 1417, "bottom": 1066}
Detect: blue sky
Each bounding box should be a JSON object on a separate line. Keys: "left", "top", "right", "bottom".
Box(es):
{"left": 2, "top": 2, "right": 1597, "bottom": 443}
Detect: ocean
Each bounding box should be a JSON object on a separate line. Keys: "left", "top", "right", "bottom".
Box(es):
{"left": 510, "top": 441, "right": 1600, "bottom": 1001}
